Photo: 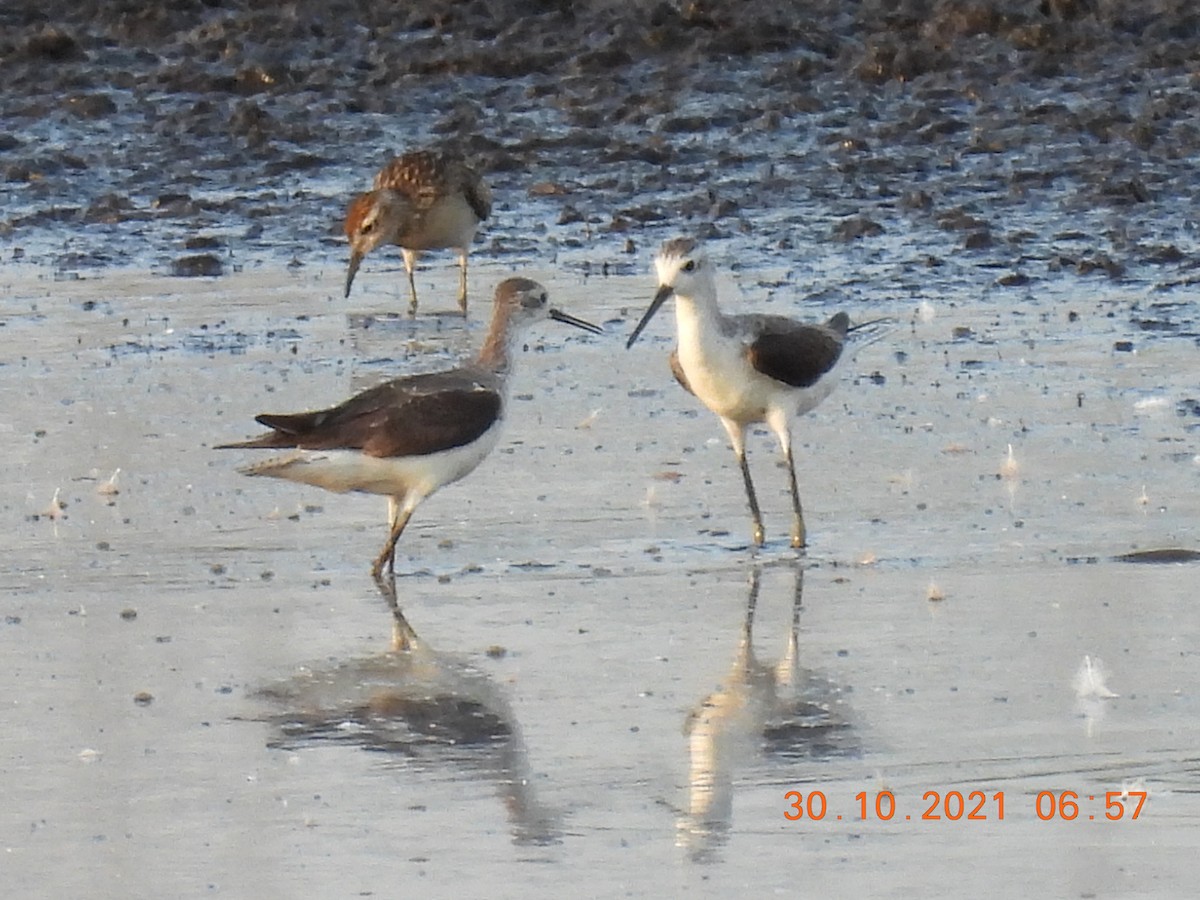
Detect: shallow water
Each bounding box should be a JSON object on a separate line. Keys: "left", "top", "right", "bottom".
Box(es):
{"left": 3, "top": 262, "right": 1198, "bottom": 896}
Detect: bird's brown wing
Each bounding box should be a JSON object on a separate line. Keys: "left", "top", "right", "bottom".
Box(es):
{"left": 668, "top": 348, "right": 695, "bottom": 397}
{"left": 374, "top": 151, "right": 445, "bottom": 210}
{"left": 359, "top": 387, "right": 499, "bottom": 458}
{"left": 373, "top": 152, "right": 490, "bottom": 223}
{"left": 744, "top": 315, "right": 846, "bottom": 389}
{"left": 459, "top": 164, "right": 492, "bottom": 221}
{"left": 219, "top": 371, "right": 501, "bottom": 458}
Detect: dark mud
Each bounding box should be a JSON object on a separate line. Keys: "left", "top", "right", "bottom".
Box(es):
{"left": 3, "top": 0, "right": 1200, "bottom": 303}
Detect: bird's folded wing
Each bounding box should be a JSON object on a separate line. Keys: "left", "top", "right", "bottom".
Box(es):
{"left": 668, "top": 349, "right": 695, "bottom": 397}
{"left": 462, "top": 170, "right": 493, "bottom": 221}
{"left": 231, "top": 371, "right": 502, "bottom": 457}
{"left": 362, "top": 388, "right": 500, "bottom": 458}
{"left": 746, "top": 322, "right": 844, "bottom": 389}
{"left": 375, "top": 152, "right": 443, "bottom": 208}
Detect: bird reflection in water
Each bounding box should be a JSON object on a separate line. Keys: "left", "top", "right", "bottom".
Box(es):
{"left": 256, "top": 573, "right": 560, "bottom": 847}
{"left": 678, "top": 563, "right": 858, "bottom": 862}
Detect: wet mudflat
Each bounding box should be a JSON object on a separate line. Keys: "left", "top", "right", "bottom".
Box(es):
{"left": 3, "top": 262, "right": 1198, "bottom": 896}
{"left": 4, "top": 0, "right": 1200, "bottom": 895}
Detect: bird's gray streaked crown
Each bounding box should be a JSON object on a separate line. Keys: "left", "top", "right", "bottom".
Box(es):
{"left": 659, "top": 237, "right": 700, "bottom": 261}
{"left": 495, "top": 277, "right": 546, "bottom": 307}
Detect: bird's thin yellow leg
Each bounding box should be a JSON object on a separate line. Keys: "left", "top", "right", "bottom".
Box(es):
{"left": 723, "top": 420, "right": 764, "bottom": 546}
{"left": 372, "top": 499, "right": 414, "bottom": 578}
{"left": 764, "top": 410, "right": 805, "bottom": 549}
{"left": 371, "top": 569, "right": 420, "bottom": 651}
{"left": 458, "top": 249, "right": 469, "bottom": 316}
{"left": 784, "top": 445, "right": 806, "bottom": 549}
{"left": 737, "top": 450, "right": 766, "bottom": 546}
{"left": 402, "top": 248, "right": 419, "bottom": 315}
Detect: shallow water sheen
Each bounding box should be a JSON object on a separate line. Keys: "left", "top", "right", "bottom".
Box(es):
{"left": 3, "top": 266, "right": 1198, "bottom": 896}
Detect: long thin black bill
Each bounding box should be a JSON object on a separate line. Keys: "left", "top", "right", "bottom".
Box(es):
{"left": 344, "top": 251, "right": 363, "bottom": 298}
{"left": 625, "top": 284, "right": 674, "bottom": 349}
{"left": 549, "top": 308, "right": 603, "bottom": 334}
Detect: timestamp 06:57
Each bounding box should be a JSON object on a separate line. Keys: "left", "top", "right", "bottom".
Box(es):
{"left": 783, "top": 789, "right": 1147, "bottom": 823}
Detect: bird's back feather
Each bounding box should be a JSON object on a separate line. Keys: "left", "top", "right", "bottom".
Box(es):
{"left": 743, "top": 314, "right": 847, "bottom": 389}
{"left": 217, "top": 370, "right": 502, "bottom": 459}
{"left": 374, "top": 151, "right": 491, "bottom": 222}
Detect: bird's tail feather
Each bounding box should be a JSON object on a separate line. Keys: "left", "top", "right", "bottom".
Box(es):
{"left": 234, "top": 450, "right": 312, "bottom": 477}
{"left": 214, "top": 432, "right": 298, "bottom": 450}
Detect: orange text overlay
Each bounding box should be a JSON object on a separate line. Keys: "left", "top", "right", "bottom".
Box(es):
{"left": 783, "top": 790, "right": 1147, "bottom": 823}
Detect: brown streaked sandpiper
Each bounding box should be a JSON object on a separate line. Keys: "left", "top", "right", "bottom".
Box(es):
{"left": 344, "top": 150, "right": 492, "bottom": 315}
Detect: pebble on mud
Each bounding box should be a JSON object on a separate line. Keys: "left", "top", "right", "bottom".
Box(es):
{"left": 133, "top": 691, "right": 154, "bottom": 706}
{"left": 63, "top": 93, "right": 117, "bottom": 118}
{"left": 528, "top": 182, "right": 569, "bottom": 196}
{"left": 963, "top": 230, "right": 992, "bottom": 250}
{"left": 22, "top": 28, "right": 85, "bottom": 61}
{"left": 171, "top": 254, "right": 223, "bottom": 277}
{"left": 184, "top": 236, "right": 222, "bottom": 251}
{"left": 557, "top": 205, "right": 584, "bottom": 225}
{"left": 900, "top": 190, "right": 934, "bottom": 211}
{"left": 831, "top": 216, "right": 884, "bottom": 241}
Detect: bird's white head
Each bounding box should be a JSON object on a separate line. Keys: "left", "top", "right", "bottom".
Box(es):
{"left": 627, "top": 237, "right": 713, "bottom": 349}
{"left": 654, "top": 237, "right": 711, "bottom": 295}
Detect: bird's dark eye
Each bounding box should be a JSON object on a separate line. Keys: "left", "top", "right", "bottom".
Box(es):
{"left": 682, "top": 260, "right": 696, "bottom": 272}
{"left": 361, "top": 221, "right": 375, "bottom": 235}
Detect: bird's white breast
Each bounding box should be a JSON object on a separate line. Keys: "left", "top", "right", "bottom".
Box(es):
{"left": 239, "top": 422, "right": 503, "bottom": 500}
{"left": 675, "top": 302, "right": 770, "bottom": 420}
{"left": 674, "top": 300, "right": 840, "bottom": 422}
{"left": 407, "top": 194, "right": 480, "bottom": 250}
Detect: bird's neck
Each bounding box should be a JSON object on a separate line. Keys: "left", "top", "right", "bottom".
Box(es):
{"left": 476, "top": 306, "right": 519, "bottom": 375}
{"left": 377, "top": 189, "right": 415, "bottom": 240}
{"left": 673, "top": 286, "right": 726, "bottom": 349}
